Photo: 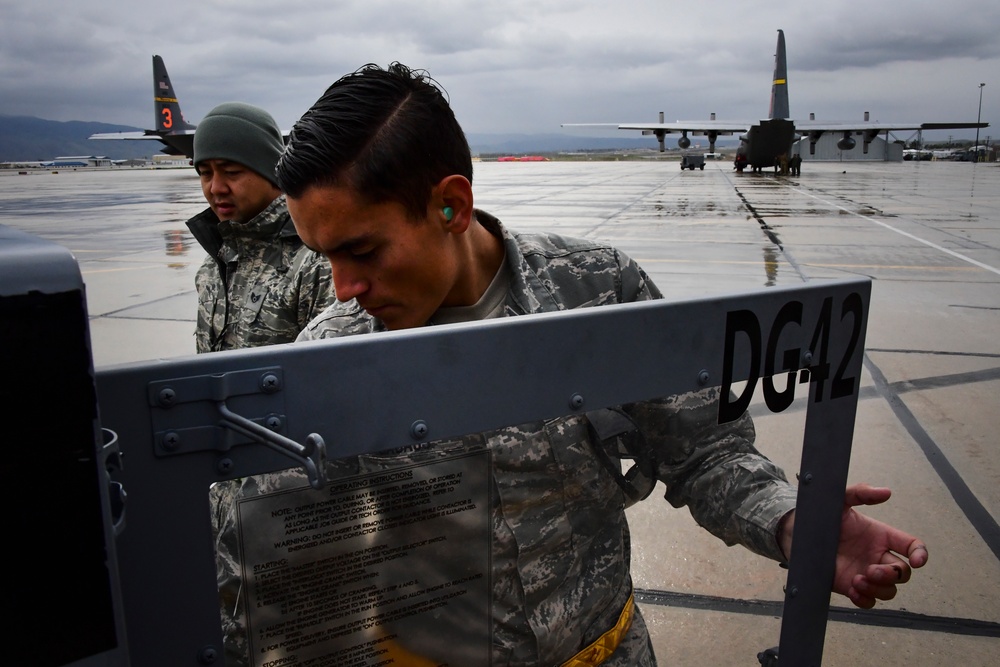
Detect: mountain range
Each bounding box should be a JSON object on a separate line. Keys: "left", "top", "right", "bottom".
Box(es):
{"left": 0, "top": 114, "right": 730, "bottom": 162}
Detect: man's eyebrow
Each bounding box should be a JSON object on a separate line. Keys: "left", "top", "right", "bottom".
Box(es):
{"left": 327, "top": 233, "right": 377, "bottom": 256}
{"left": 197, "top": 159, "right": 238, "bottom": 173}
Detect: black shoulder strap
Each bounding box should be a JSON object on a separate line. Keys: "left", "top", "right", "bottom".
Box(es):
{"left": 585, "top": 408, "right": 657, "bottom": 508}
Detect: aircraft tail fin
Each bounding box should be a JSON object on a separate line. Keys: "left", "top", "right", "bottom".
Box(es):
{"left": 152, "top": 55, "right": 197, "bottom": 134}
{"left": 769, "top": 29, "right": 790, "bottom": 120}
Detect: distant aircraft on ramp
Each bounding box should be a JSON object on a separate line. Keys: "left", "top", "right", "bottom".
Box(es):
{"left": 562, "top": 30, "right": 989, "bottom": 172}
{"left": 89, "top": 55, "right": 199, "bottom": 158}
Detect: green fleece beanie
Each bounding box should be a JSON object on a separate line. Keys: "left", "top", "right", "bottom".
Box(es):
{"left": 193, "top": 102, "right": 283, "bottom": 186}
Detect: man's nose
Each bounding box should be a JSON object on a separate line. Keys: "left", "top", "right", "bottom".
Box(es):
{"left": 209, "top": 175, "right": 229, "bottom": 194}
{"left": 332, "top": 264, "right": 367, "bottom": 302}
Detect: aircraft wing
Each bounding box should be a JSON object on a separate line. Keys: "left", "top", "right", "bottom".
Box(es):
{"left": 89, "top": 130, "right": 156, "bottom": 141}
{"left": 793, "top": 120, "right": 988, "bottom": 133}
{"left": 89, "top": 129, "right": 196, "bottom": 142}
{"left": 614, "top": 120, "right": 752, "bottom": 134}
{"left": 90, "top": 129, "right": 197, "bottom": 157}
{"left": 90, "top": 127, "right": 289, "bottom": 159}
{"left": 562, "top": 120, "right": 751, "bottom": 135}
{"left": 791, "top": 119, "right": 989, "bottom": 154}
{"left": 561, "top": 120, "right": 752, "bottom": 152}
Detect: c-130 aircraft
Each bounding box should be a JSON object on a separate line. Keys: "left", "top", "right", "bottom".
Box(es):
{"left": 89, "top": 55, "right": 199, "bottom": 158}
{"left": 563, "top": 29, "right": 989, "bottom": 172}
{"left": 89, "top": 55, "right": 291, "bottom": 159}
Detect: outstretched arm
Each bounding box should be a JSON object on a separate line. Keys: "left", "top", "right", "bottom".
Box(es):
{"left": 778, "top": 483, "right": 928, "bottom": 609}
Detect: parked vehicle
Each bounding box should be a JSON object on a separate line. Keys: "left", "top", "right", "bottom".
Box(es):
{"left": 681, "top": 153, "right": 706, "bottom": 170}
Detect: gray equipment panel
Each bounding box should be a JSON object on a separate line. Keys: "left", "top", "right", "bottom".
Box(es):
{"left": 97, "top": 277, "right": 869, "bottom": 666}
{"left": 1, "top": 226, "right": 130, "bottom": 667}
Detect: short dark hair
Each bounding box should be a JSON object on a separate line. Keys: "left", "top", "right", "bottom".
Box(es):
{"left": 277, "top": 62, "right": 473, "bottom": 219}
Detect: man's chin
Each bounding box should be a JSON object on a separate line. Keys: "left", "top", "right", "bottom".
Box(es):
{"left": 364, "top": 304, "right": 391, "bottom": 322}
{"left": 365, "top": 306, "right": 423, "bottom": 330}
{"left": 212, "top": 207, "right": 239, "bottom": 222}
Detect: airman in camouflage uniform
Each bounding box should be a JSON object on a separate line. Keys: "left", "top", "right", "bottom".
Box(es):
{"left": 213, "top": 65, "right": 927, "bottom": 666}
{"left": 288, "top": 210, "right": 798, "bottom": 665}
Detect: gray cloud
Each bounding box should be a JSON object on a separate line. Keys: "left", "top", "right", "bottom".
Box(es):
{"left": 1, "top": 0, "right": 996, "bottom": 141}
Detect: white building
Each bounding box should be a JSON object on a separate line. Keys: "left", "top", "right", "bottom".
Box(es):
{"left": 45, "top": 156, "right": 114, "bottom": 167}
{"left": 794, "top": 135, "right": 903, "bottom": 162}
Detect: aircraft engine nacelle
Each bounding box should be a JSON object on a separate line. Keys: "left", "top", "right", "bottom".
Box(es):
{"left": 837, "top": 132, "right": 856, "bottom": 151}
{"left": 808, "top": 131, "right": 824, "bottom": 156}
{"left": 862, "top": 129, "right": 880, "bottom": 155}
{"left": 677, "top": 135, "right": 691, "bottom": 149}
{"left": 645, "top": 129, "right": 667, "bottom": 152}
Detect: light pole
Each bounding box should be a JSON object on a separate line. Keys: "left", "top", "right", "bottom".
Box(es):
{"left": 975, "top": 83, "right": 985, "bottom": 162}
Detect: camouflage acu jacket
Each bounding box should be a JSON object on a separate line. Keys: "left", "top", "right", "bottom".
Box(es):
{"left": 186, "top": 195, "right": 334, "bottom": 353}
{"left": 216, "top": 212, "right": 797, "bottom": 666}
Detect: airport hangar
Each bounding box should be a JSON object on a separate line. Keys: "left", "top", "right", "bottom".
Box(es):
{"left": 792, "top": 133, "right": 904, "bottom": 161}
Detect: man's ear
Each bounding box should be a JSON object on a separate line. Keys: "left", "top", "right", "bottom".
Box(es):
{"left": 432, "top": 175, "right": 474, "bottom": 233}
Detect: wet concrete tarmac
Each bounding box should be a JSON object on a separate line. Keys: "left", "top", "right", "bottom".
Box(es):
{"left": 1, "top": 160, "right": 998, "bottom": 665}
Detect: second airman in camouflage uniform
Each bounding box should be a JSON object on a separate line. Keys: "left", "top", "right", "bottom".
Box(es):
{"left": 186, "top": 102, "right": 334, "bottom": 353}
{"left": 186, "top": 194, "right": 333, "bottom": 352}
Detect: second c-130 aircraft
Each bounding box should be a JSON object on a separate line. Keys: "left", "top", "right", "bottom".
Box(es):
{"left": 563, "top": 29, "right": 988, "bottom": 172}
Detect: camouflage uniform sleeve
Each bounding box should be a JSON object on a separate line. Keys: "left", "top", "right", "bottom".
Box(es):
{"left": 617, "top": 249, "right": 662, "bottom": 303}
{"left": 611, "top": 246, "right": 794, "bottom": 561}
{"left": 208, "top": 479, "right": 250, "bottom": 667}
{"left": 295, "top": 300, "right": 379, "bottom": 341}
{"left": 622, "top": 388, "right": 796, "bottom": 562}
{"left": 290, "top": 247, "right": 335, "bottom": 331}
{"left": 193, "top": 255, "right": 221, "bottom": 354}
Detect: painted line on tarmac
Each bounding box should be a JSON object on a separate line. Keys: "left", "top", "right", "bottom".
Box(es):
{"left": 733, "top": 186, "right": 811, "bottom": 282}
{"left": 865, "top": 353, "right": 1000, "bottom": 563}
{"left": 799, "top": 262, "right": 980, "bottom": 272}
{"left": 634, "top": 258, "right": 780, "bottom": 266}
{"left": 90, "top": 290, "right": 196, "bottom": 319}
{"left": 634, "top": 588, "right": 1000, "bottom": 637}
{"left": 81, "top": 265, "right": 194, "bottom": 277}
{"left": 636, "top": 257, "right": 982, "bottom": 272}
{"left": 792, "top": 188, "right": 1000, "bottom": 277}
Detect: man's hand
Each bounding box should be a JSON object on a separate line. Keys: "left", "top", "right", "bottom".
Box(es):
{"left": 833, "top": 484, "right": 928, "bottom": 608}
{"left": 778, "top": 483, "right": 928, "bottom": 609}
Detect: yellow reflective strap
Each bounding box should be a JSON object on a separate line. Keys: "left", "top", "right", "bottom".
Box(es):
{"left": 560, "top": 592, "right": 635, "bottom": 667}
{"left": 378, "top": 634, "right": 442, "bottom": 666}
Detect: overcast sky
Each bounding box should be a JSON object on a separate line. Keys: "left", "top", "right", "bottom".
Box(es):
{"left": 1, "top": 0, "right": 996, "bottom": 142}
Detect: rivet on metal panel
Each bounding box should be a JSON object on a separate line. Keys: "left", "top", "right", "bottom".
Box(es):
{"left": 260, "top": 373, "right": 281, "bottom": 393}
{"left": 216, "top": 458, "right": 234, "bottom": 476}
{"left": 756, "top": 646, "right": 780, "bottom": 667}
{"left": 161, "top": 431, "right": 180, "bottom": 451}
{"left": 157, "top": 387, "right": 176, "bottom": 407}
{"left": 198, "top": 645, "right": 219, "bottom": 664}
{"left": 410, "top": 420, "right": 429, "bottom": 440}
